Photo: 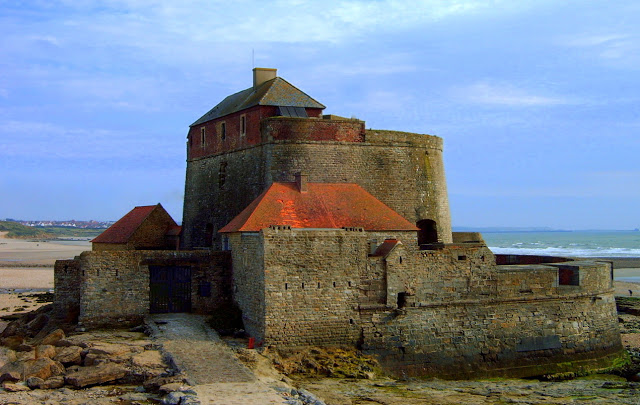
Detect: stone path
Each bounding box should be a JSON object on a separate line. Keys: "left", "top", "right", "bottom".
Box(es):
{"left": 146, "top": 313, "right": 289, "bottom": 404}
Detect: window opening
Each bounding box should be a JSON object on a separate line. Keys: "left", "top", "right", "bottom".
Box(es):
{"left": 397, "top": 292, "right": 408, "bottom": 309}
{"left": 417, "top": 219, "right": 438, "bottom": 245}
{"left": 219, "top": 162, "right": 227, "bottom": 188}
{"left": 200, "top": 127, "right": 206, "bottom": 147}
{"left": 220, "top": 122, "right": 226, "bottom": 140}
{"left": 240, "top": 116, "right": 246, "bottom": 135}
{"left": 205, "top": 223, "right": 214, "bottom": 248}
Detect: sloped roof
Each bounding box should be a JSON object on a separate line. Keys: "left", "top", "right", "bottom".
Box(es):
{"left": 191, "top": 77, "right": 325, "bottom": 126}
{"left": 372, "top": 239, "right": 401, "bottom": 258}
{"left": 92, "top": 204, "right": 175, "bottom": 244}
{"left": 219, "top": 182, "right": 419, "bottom": 233}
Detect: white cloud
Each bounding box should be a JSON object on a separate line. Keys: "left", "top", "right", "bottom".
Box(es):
{"left": 450, "top": 81, "right": 571, "bottom": 107}
{"left": 558, "top": 32, "right": 640, "bottom": 68}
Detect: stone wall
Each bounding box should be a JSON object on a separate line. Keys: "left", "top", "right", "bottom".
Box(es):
{"left": 182, "top": 123, "right": 452, "bottom": 249}
{"left": 228, "top": 227, "right": 622, "bottom": 377}
{"left": 54, "top": 250, "right": 231, "bottom": 328}
{"left": 53, "top": 259, "right": 82, "bottom": 322}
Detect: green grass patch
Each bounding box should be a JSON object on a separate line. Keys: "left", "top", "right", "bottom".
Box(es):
{"left": 0, "top": 221, "right": 104, "bottom": 239}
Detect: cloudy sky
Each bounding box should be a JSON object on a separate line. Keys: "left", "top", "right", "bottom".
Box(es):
{"left": 1, "top": 0, "right": 638, "bottom": 230}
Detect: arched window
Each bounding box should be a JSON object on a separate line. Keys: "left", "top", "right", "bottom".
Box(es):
{"left": 417, "top": 219, "right": 438, "bottom": 245}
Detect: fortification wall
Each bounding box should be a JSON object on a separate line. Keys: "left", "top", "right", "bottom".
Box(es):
{"left": 182, "top": 121, "right": 453, "bottom": 249}
{"left": 229, "top": 232, "right": 265, "bottom": 341}
{"left": 261, "top": 117, "right": 365, "bottom": 143}
{"left": 245, "top": 227, "right": 366, "bottom": 346}
{"left": 53, "top": 259, "right": 82, "bottom": 322}
{"left": 361, "top": 291, "right": 622, "bottom": 378}
{"left": 55, "top": 250, "right": 231, "bottom": 328}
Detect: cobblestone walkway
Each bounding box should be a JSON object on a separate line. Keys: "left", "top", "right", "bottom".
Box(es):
{"left": 147, "top": 313, "right": 288, "bottom": 404}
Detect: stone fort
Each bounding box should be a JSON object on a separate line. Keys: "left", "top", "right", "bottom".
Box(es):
{"left": 54, "top": 68, "right": 623, "bottom": 378}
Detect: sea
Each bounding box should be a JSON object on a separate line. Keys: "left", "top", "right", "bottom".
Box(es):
{"left": 482, "top": 230, "right": 640, "bottom": 282}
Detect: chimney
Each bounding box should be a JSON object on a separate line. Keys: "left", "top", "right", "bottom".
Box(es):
{"left": 253, "top": 67, "right": 277, "bottom": 90}
{"left": 295, "top": 172, "right": 308, "bottom": 193}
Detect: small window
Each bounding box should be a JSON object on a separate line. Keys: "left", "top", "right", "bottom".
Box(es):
{"left": 201, "top": 127, "right": 206, "bottom": 147}
{"left": 220, "top": 122, "right": 226, "bottom": 140}
{"left": 219, "top": 162, "right": 227, "bottom": 188}
{"left": 240, "top": 115, "right": 246, "bottom": 136}
{"left": 458, "top": 255, "right": 467, "bottom": 261}
{"left": 559, "top": 267, "right": 580, "bottom": 286}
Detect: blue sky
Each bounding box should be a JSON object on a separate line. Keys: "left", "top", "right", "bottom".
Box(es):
{"left": 1, "top": 0, "right": 638, "bottom": 230}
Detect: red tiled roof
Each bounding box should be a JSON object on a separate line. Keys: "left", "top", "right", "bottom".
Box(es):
{"left": 372, "top": 239, "right": 401, "bottom": 257}
{"left": 91, "top": 205, "right": 158, "bottom": 243}
{"left": 219, "top": 182, "right": 419, "bottom": 233}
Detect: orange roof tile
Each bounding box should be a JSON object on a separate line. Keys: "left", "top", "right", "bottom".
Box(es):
{"left": 219, "top": 182, "right": 419, "bottom": 233}
{"left": 92, "top": 204, "right": 161, "bottom": 243}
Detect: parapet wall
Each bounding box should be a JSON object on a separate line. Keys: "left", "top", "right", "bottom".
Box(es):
{"left": 262, "top": 117, "right": 365, "bottom": 142}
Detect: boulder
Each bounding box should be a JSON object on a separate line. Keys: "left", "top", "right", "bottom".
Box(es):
{"left": 132, "top": 350, "right": 165, "bottom": 369}
{"left": 54, "top": 346, "right": 83, "bottom": 366}
{"left": 35, "top": 345, "right": 57, "bottom": 359}
{"left": 1, "top": 335, "right": 25, "bottom": 350}
{"left": 39, "top": 329, "right": 65, "bottom": 346}
{"left": 54, "top": 339, "right": 75, "bottom": 347}
{"left": 2, "top": 381, "right": 31, "bottom": 392}
{"left": 0, "top": 360, "right": 24, "bottom": 381}
{"left": 143, "top": 375, "right": 188, "bottom": 392}
{"left": 16, "top": 343, "right": 33, "bottom": 352}
{"left": 0, "top": 347, "right": 17, "bottom": 369}
{"left": 0, "top": 321, "right": 20, "bottom": 338}
{"left": 25, "top": 313, "right": 49, "bottom": 335}
{"left": 26, "top": 376, "right": 45, "bottom": 389}
{"left": 0, "top": 370, "right": 22, "bottom": 383}
{"left": 64, "top": 363, "right": 127, "bottom": 388}
{"left": 40, "top": 375, "right": 65, "bottom": 389}
{"left": 87, "top": 343, "right": 131, "bottom": 357}
{"left": 23, "top": 357, "right": 65, "bottom": 380}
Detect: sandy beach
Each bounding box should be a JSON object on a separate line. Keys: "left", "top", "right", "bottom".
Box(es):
{"left": 0, "top": 232, "right": 90, "bottom": 323}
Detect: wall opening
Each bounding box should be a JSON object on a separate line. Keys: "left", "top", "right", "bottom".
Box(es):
{"left": 397, "top": 292, "right": 408, "bottom": 309}
{"left": 559, "top": 267, "right": 580, "bottom": 286}
{"left": 417, "top": 219, "right": 438, "bottom": 245}
{"left": 205, "top": 223, "right": 214, "bottom": 248}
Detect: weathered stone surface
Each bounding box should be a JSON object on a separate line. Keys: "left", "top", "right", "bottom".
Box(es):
{"left": 0, "top": 370, "right": 21, "bottom": 383}
{"left": 0, "top": 321, "right": 19, "bottom": 338}
{"left": 15, "top": 343, "right": 33, "bottom": 352}
{"left": 132, "top": 350, "right": 165, "bottom": 369}
{"left": 26, "top": 376, "right": 44, "bottom": 389}
{"left": 39, "top": 328, "right": 65, "bottom": 346}
{"left": 23, "top": 357, "right": 65, "bottom": 381}
{"left": 40, "top": 375, "right": 65, "bottom": 389}
{"left": 0, "top": 347, "right": 16, "bottom": 369}
{"left": 25, "top": 313, "right": 49, "bottom": 335}
{"left": 2, "top": 381, "right": 30, "bottom": 392}
{"left": 54, "top": 346, "right": 83, "bottom": 366}
{"left": 158, "top": 382, "right": 191, "bottom": 394}
{"left": 64, "top": 363, "right": 127, "bottom": 388}
{"left": 2, "top": 335, "right": 24, "bottom": 350}
{"left": 35, "top": 345, "right": 57, "bottom": 359}
{"left": 86, "top": 342, "right": 132, "bottom": 357}
{"left": 143, "top": 375, "right": 187, "bottom": 392}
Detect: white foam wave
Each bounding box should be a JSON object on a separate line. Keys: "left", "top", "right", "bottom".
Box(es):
{"left": 489, "top": 246, "right": 640, "bottom": 258}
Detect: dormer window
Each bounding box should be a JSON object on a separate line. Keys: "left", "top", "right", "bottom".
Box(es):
{"left": 240, "top": 115, "right": 246, "bottom": 136}
{"left": 200, "top": 127, "right": 206, "bottom": 147}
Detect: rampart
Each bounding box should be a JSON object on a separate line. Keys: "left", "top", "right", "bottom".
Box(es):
{"left": 228, "top": 227, "right": 622, "bottom": 378}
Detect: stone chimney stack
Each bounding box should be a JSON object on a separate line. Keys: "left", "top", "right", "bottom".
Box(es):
{"left": 295, "top": 172, "right": 308, "bottom": 193}
{"left": 253, "top": 67, "right": 277, "bottom": 90}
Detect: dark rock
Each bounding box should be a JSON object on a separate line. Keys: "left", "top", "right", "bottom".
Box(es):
{"left": 26, "top": 376, "right": 44, "bottom": 389}
{"left": 40, "top": 375, "right": 65, "bottom": 389}
{"left": 0, "top": 370, "right": 22, "bottom": 383}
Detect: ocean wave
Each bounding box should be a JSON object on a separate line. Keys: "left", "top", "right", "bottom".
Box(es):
{"left": 489, "top": 246, "right": 640, "bottom": 258}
